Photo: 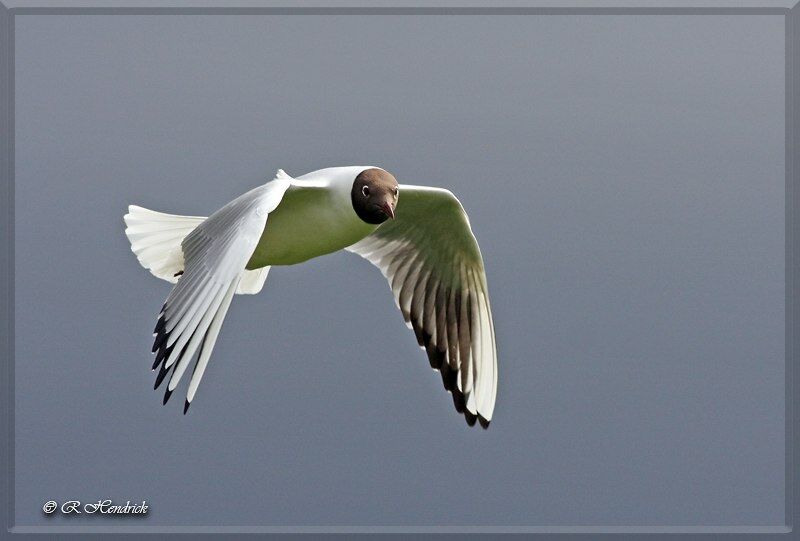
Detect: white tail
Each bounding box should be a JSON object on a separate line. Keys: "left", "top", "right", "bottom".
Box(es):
{"left": 123, "top": 205, "right": 269, "bottom": 295}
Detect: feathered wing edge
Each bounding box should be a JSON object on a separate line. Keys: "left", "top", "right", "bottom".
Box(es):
{"left": 143, "top": 174, "right": 292, "bottom": 412}
{"left": 151, "top": 275, "right": 241, "bottom": 413}
{"left": 123, "top": 206, "right": 270, "bottom": 295}
{"left": 346, "top": 186, "right": 497, "bottom": 428}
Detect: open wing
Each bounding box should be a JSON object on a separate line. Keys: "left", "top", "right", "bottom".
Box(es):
{"left": 150, "top": 175, "right": 291, "bottom": 411}
{"left": 346, "top": 185, "right": 497, "bottom": 428}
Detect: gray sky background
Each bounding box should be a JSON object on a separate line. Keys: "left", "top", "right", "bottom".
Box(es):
{"left": 13, "top": 14, "right": 785, "bottom": 527}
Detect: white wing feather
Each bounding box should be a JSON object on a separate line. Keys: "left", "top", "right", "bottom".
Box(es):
{"left": 123, "top": 207, "right": 205, "bottom": 283}
{"left": 346, "top": 185, "right": 497, "bottom": 428}
{"left": 124, "top": 206, "right": 271, "bottom": 295}
{"left": 150, "top": 176, "right": 291, "bottom": 410}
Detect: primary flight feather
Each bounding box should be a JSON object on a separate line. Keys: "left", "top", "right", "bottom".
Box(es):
{"left": 124, "top": 166, "right": 497, "bottom": 428}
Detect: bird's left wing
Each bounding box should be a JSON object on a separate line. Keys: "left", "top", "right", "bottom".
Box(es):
{"left": 151, "top": 175, "right": 291, "bottom": 411}
{"left": 345, "top": 185, "right": 497, "bottom": 428}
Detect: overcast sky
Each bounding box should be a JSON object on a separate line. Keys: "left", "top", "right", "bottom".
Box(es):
{"left": 13, "top": 13, "right": 785, "bottom": 528}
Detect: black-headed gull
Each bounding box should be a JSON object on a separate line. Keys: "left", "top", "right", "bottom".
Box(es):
{"left": 124, "top": 166, "right": 497, "bottom": 428}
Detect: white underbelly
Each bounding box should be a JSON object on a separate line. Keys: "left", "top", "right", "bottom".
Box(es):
{"left": 246, "top": 186, "right": 375, "bottom": 268}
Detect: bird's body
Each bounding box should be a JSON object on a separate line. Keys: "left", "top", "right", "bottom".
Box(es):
{"left": 247, "top": 167, "right": 376, "bottom": 267}
{"left": 124, "top": 166, "right": 498, "bottom": 427}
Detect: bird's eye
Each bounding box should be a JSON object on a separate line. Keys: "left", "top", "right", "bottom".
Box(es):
{"left": 394, "top": 187, "right": 399, "bottom": 195}
{"left": 362, "top": 185, "right": 370, "bottom": 197}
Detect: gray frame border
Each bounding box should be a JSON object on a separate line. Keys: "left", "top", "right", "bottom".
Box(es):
{"left": 0, "top": 1, "right": 797, "bottom": 538}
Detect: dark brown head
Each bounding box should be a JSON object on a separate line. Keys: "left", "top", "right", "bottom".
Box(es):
{"left": 351, "top": 168, "right": 399, "bottom": 224}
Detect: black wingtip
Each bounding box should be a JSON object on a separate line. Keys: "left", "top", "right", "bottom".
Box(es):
{"left": 452, "top": 390, "right": 466, "bottom": 413}
{"left": 153, "top": 315, "right": 166, "bottom": 335}
{"left": 441, "top": 366, "right": 457, "bottom": 392}
{"left": 162, "top": 387, "right": 174, "bottom": 405}
{"left": 464, "top": 410, "right": 477, "bottom": 427}
{"left": 152, "top": 331, "right": 167, "bottom": 353}
{"left": 183, "top": 400, "right": 191, "bottom": 415}
{"left": 154, "top": 363, "right": 170, "bottom": 390}
{"left": 151, "top": 344, "right": 168, "bottom": 371}
{"left": 412, "top": 318, "right": 489, "bottom": 430}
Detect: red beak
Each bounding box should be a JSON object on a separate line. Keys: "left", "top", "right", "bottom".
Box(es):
{"left": 381, "top": 202, "right": 395, "bottom": 220}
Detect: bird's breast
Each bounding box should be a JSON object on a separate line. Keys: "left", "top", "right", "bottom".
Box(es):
{"left": 246, "top": 184, "right": 375, "bottom": 268}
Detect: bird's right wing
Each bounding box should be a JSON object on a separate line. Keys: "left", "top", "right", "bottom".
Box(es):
{"left": 150, "top": 175, "right": 291, "bottom": 411}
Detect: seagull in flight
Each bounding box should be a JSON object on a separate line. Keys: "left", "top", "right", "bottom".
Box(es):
{"left": 124, "top": 166, "right": 497, "bottom": 428}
